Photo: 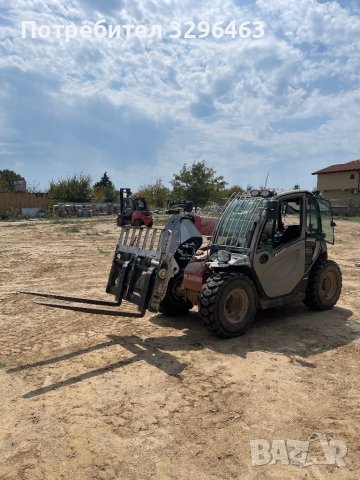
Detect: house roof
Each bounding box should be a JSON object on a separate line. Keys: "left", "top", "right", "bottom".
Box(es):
{"left": 312, "top": 159, "right": 360, "bottom": 175}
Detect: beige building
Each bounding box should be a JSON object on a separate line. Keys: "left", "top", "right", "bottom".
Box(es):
{"left": 312, "top": 159, "right": 360, "bottom": 213}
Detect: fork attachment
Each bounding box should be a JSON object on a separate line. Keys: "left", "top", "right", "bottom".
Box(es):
{"left": 17, "top": 291, "right": 121, "bottom": 306}
{"left": 106, "top": 225, "right": 179, "bottom": 313}
{"left": 17, "top": 226, "right": 178, "bottom": 316}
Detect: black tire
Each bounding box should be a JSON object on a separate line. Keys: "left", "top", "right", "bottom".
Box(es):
{"left": 199, "top": 272, "right": 257, "bottom": 338}
{"left": 159, "top": 276, "right": 192, "bottom": 317}
{"left": 133, "top": 219, "right": 143, "bottom": 227}
{"left": 147, "top": 220, "right": 153, "bottom": 228}
{"left": 304, "top": 259, "right": 342, "bottom": 311}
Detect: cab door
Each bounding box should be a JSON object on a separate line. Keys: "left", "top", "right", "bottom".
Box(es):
{"left": 252, "top": 194, "right": 306, "bottom": 298}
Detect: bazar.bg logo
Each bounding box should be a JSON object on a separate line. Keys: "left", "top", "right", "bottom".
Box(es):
{"left": 250, "top": 433, "right": 347, "bottom": 467}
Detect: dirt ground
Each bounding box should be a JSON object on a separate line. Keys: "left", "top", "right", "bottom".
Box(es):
{"left": 0, "top": 217, "right": 359, "bottom": 480}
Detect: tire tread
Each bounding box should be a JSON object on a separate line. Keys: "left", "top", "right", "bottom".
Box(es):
{"left": 199, "top": 272, "right": 256, "bottom": 338}
{"left": 304, "top": 259, "right": 342, "bottom": 311}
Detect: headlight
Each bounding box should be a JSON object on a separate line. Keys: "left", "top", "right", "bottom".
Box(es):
{"left": 217, "top": 250, "right": 231, "bottom": 263}
{"left": 260, "top": 189, "right": 271, "bottom": 197}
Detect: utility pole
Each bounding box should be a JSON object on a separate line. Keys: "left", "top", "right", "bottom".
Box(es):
{"left": 264, "top": 172, "right": 270, "bottom": 189}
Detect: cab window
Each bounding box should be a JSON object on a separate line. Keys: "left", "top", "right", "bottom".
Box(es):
{"left": 317, "top": 198, "right": 335, "bottom": 244}
{"left": 306, "top": 196, "right": 321, "bottom": 237}
{"left": 257, "top": 198, "right": 302, "bottom": 252}
{"left": 135, "top": 198, "right": 146, "bottom": 210}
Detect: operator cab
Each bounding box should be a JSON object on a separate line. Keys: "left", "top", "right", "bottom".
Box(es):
{"left": 122, "top": 196, "right": 149, "bottom": 219}
{"left": 256, "top": 190, "right": 335, "bottom": 253}
{"left": 134, "top": 197, "right": 149, "bottom": 212}
{"left": 252, "top": 190, "right": 335, "bottom": 299}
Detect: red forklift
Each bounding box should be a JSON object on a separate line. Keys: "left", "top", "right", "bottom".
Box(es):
{"left": 116, "top": 188, "right": 153, "bottom": 227}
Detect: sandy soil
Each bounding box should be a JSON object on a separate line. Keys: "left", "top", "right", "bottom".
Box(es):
{"left": 0, "top": 218, "right": 359, "bottom": 480}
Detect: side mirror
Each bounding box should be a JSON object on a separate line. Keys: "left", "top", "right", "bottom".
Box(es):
{"left": 266, "top": 200, "right": 278, "bottom": 220}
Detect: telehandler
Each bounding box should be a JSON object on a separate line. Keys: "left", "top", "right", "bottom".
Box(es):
{"left": 19, "top": 189, "right": 342, "bottom": 338}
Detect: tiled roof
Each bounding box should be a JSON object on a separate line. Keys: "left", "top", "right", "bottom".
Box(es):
{"left": 312, "top": 159, "right": 360, "bottom": 175}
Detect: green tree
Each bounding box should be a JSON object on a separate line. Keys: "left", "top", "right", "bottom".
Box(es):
{"left": 93, "top": 172, "right": 116, "bottom": 202}
{"left": 171, "top": 161, "right": 227, "bottom": 210}
{"left": 26, "top": 181, "right": 42, "bottom": 193}
{"left": 221, "top": 184, "right": 244, "bottom": 202}
{"left": 48, "top": 173, "right": 93, "bottom": 202}
{"left": 136, "top": 179, "right": 170, "bottom": 209}
{"left": 0, "top": 169, "right": 25, "bottom": 191}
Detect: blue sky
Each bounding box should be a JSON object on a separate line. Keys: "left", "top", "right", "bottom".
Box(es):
{"left": 0, "top": 0, "right": 360, "bottom": 192}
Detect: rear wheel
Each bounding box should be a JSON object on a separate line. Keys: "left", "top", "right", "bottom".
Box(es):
{"left": 304, "top": 259, "right": 342, "bottom": 310}
{"left": 199, "top": 272, "right": 257, "bottom": 338}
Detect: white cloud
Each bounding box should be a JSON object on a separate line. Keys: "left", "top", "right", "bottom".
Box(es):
{"left": 0, "top": 0, "right": 359, "bottom": 190}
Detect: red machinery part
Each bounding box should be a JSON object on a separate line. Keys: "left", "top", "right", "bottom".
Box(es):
{"left": 132, "top": 210, "right": 153, "bottom": 226}
{"left": 183, "top": 261, "right": 207, "bottom": 292}
{"left": 194, "top": 215, "right": 218, "bottom": 236}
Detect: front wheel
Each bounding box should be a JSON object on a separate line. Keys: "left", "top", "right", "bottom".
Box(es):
{"left": 199, "top": 272, "right": 257, "bottom": 338}
{"left": 304, "top": 259, "right": 342, "bottom": 310}
{"left": 159, "top": 276, "right": 192, "bottom": 317}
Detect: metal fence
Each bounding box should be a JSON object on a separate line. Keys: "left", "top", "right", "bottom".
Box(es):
{"left": 330, "top": 199, "right": 360, "bottom": 216}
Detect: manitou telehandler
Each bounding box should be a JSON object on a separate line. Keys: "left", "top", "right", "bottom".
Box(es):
{"left": 20, "top": 189, "right": 342, "bottom": 338}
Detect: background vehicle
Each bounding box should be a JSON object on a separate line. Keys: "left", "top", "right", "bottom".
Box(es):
{"left": 116, "top": 188, "right": 153, "bottom": 227}
{"left": 20, "top": 189, "right": 342, "bottom": 338}
{"left": 166, "top": 200, "right": 218, "bottom": 236}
